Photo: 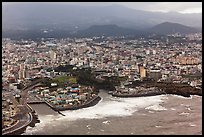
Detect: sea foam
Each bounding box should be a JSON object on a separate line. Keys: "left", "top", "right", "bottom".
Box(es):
{"left": 24, "top": 94, "right": 167, "bottom": 134}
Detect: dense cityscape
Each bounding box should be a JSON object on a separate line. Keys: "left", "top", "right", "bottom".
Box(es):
{"left": 2, "top": 2, "right": 202, "bottom": 135}
{"left": 2, "top": 32, "right": 202, "bottom": 134}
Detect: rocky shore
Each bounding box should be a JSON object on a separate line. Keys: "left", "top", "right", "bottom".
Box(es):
{"left": 112, "top": 82, "right": 202, "bottom": 98}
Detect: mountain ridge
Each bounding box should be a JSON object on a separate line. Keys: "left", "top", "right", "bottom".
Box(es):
{"left": 149, "top": 22, "right": 200, "bottom": 35}
{"left": 74, "top": 24, "right": 149, "bottom": 37}
{"left": 3, "top": 3, "right": 202, "bottom": 32}
{"left": 2, "top": 22, "right": 200, "bottom": 40}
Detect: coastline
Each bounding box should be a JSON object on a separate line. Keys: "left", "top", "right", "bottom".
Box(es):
{"left": 22, "top": 93, "right": 202, "bottom": 135}
{"left": 112, "top": 91, "right": 164, "bottom": 98}
{"left": 4, "top": 84, "right": 201, "bottom": 135}
{"left": 2, "top": 112, "right": 33, "bottom": 135}
{"left": 112, "top": 90, "right": 202, "bottom": 98}
{"left": 112, "top": 82, "right": 202, "bottom": 98}
{"left": 44, "top": 95, "right": 101, "bottom": 111}
{"left": 2, "top": 104, "right": 39, "bottom": 135}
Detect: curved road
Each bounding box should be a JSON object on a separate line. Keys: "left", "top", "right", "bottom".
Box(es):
{"left": 2, "top": 82, "right": 43, "bottom": 135}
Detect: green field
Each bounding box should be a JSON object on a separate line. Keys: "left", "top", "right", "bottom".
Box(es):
{"left": 52, "top": 76, "right": 77, "bottom": 86}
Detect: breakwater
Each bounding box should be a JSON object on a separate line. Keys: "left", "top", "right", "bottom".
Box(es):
{"left": 45, "top": 95, "right": 101, "bottom": 111}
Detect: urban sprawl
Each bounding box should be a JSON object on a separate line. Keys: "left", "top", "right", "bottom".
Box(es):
{"left": 2, "top": 33, "right": 202, "bottom": 134}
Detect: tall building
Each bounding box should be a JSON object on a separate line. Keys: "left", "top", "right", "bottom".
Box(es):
{"left": 179, "top": 56, "right": 198, "bottom": 65}
{"left": 23, "top": 69, "right": 29, "bottom": 79}
{"left": 50, "top": 50, "right": 57, "bottom": 61}
{"left": 19, "top": 63, "right": 25, "bottom": 70}
{"left": 18, "top": 63, "right": 29, "bottom": 79}
{"left": 148, "top": 69, "right": 162, "bottom": 81}
{"left": 138, "top": 64, "right": 146, "bottom": 79}
{"left": 18, "top": 70, "right": 24, "bottom": 79}
{"left": 18, "top": 69, "right": 28, "bottom": 79}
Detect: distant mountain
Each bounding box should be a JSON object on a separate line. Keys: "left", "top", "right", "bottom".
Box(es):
{"left": 2, "top": 3, "right": 202, "bottom": 39}
{"left": 3, "top": 3, "right": 202, "bottom": 32}
{"left": 2, "top": 29, "right": 72, "bottom": 40}
{"left": 149, "top": 22, "right": 200, "bottom": 35}
{"left": 75, "top": 24, "right": 149, "bottom": 37}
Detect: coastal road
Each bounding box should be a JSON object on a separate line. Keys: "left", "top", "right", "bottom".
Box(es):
{"left": 3, "top": 107, "right": 32, "bottom": 135}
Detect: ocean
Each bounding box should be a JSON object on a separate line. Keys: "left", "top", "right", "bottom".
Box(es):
{"left": 23, "top": 90, "right": 202, "bottom": 135}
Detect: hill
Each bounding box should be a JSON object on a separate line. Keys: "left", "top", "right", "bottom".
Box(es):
{"left": 149, "top": 22, "right": 200, "bottom": 35}
{"left": 3, "top": 3, "right": 201, "bottom": 31}
{"left": 75, "top": 24, "right": 149, "bottom": 37}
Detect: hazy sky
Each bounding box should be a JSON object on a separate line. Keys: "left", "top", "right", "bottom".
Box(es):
{"left": 3, "top": 2, "right": 202, "bottom": 14}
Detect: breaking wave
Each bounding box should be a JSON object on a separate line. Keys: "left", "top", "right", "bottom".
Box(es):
{"left": 23, "top": 93, "right": 168, "bottom": 135}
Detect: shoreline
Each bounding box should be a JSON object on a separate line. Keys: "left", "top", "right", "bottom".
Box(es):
{"left": 111, "top": 90, "right": 202, "bottom": 98}
{"left": 2, "top": 104, "right": 40, "bottom": 135}
{"left": 23, "top": 94, "right": 202, "bottom": 135}
{"left": 44, "top": 95, "right": 101, "bottom": 111}
{"left": 112, "top": 81, "right": 202, "bottom": 98}
{"left": 4, "top": 84, "right": 201, "bottom": 135}
{"left": 27, "top": 95, "right": 101, "bottom": 111}
{"left": 2, "top": 112, "right": 33, "bottom": 135}
{"left": 112, "top": 92, "right": 164, "bottom": 98}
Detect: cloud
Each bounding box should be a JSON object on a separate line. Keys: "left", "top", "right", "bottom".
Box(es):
{"left": 62, "top": 2, "right": 202, "bottom": 14}
{"left": 3, "top": 2, "right": 202, "bottom": 14}
{"left": 114, "top": 2, "right": 202, "bottom": 13}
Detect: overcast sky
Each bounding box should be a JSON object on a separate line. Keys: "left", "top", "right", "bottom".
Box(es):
{"left": 3, "top": 2, "right": 202, "bottom": 14}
